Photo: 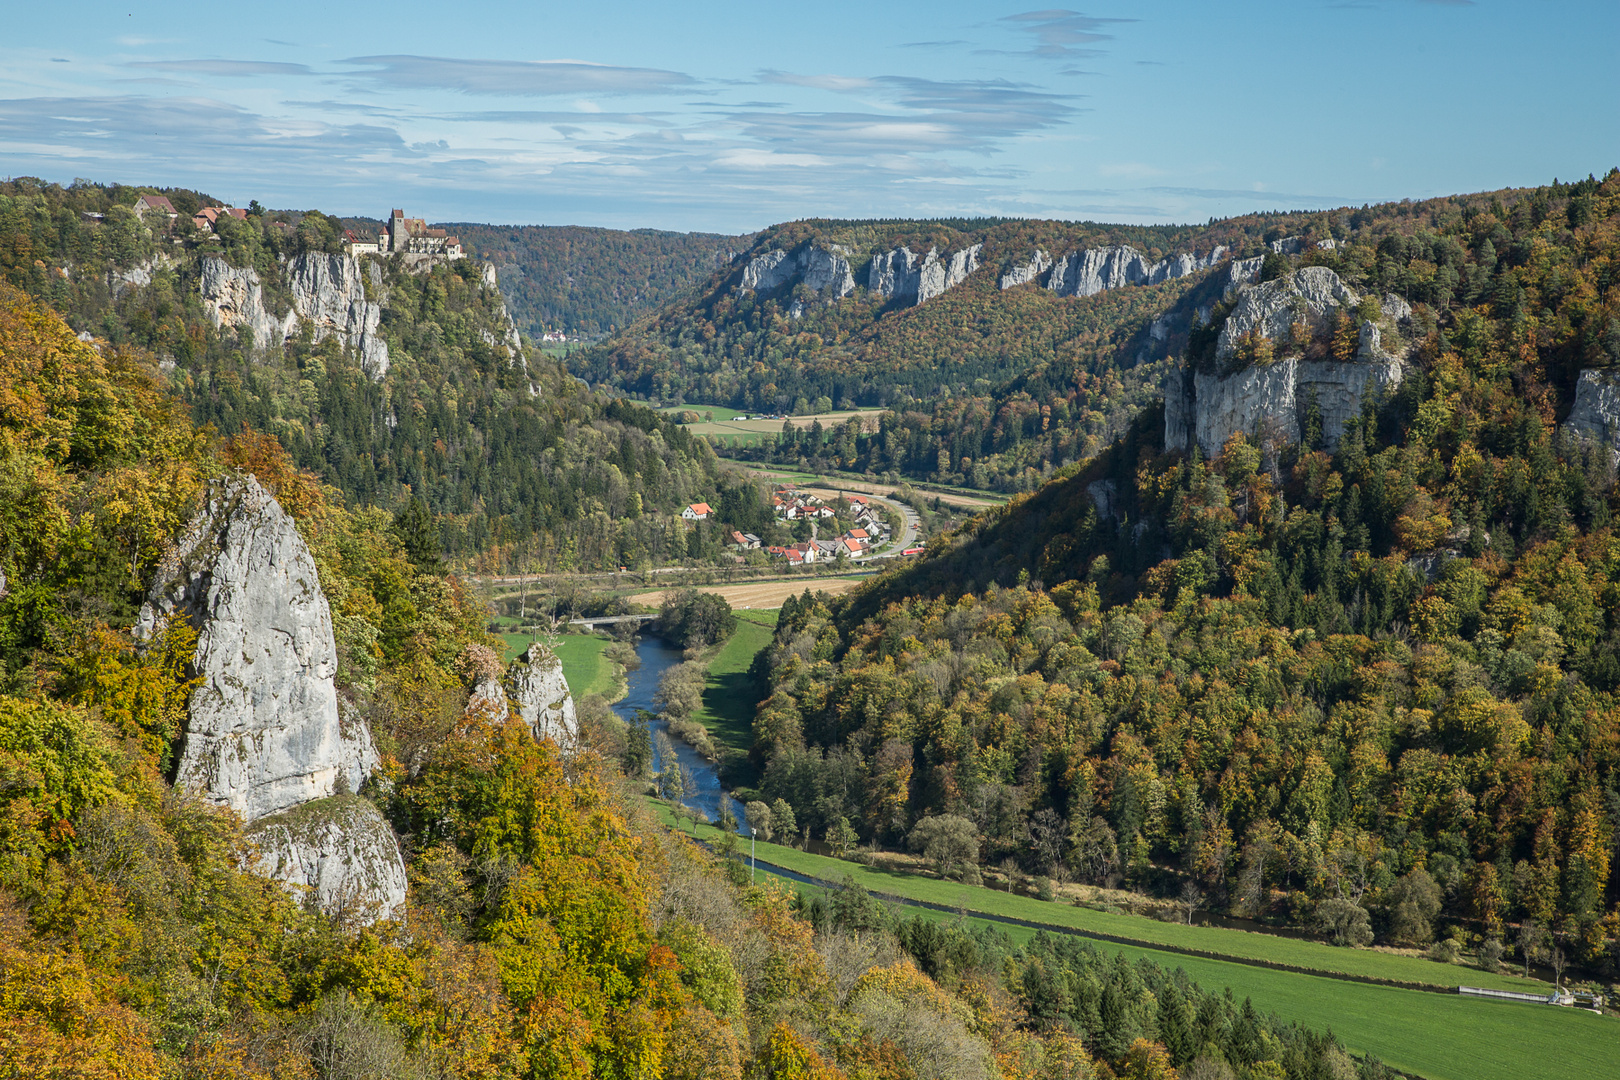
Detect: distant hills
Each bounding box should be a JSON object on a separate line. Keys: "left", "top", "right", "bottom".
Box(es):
{"left": 451, "top": 223, "right": 752, "bottom": 340}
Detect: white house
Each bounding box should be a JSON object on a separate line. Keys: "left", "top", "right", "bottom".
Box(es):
{"left": 683, "top": 502, "right": 713, "bottom": 521}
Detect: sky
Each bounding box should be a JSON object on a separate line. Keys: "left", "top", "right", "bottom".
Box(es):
{"left": 2, "top": 1, "right": 1616, "bottom": 233}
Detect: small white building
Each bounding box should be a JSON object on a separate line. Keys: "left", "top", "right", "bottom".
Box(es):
{"left": 683, "top": 502, "right": 713, "bottom": 521}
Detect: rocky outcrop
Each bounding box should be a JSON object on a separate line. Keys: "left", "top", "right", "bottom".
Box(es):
{"left": 738, "top": 245, "right": 856, "bottom": 301}
{"left": 199, "top": 258, "right": 296, "bottom": 351}
{"left": 199, "top": 254, "right": 393, "bottom": 378}
{"left": 506, "top": 643, "right": 577, "bottom": 746}
{"left": 1166, "top": 267, "right": 1409, "bottom": 456}
{"left": 287, "top": 254, "right": 390, "bottom": 379}
{"left": 1565, "top": 369, "right": 1620, "bottom": 460}
{"left": 1214, "top": 266, "right": 1359, "bottom": 361}
{"left": 109, "top": 255, "right": 174, "bottom": 298}
{"left": 1040, "top": 244, "right": 1229, "bottom": 298}
{"left": 138, "top": 475, "right": 378, "bottom": 822}
{"left": 868, "top": 244, "right": 983, "bottom": 306}
{"left": 138, "top": 474, "right": 403, "bottom": 924}
{"left": 247, "top": 796, "right": 408, "bottom": 923}
{"left": 467, "top": 674, "right": 511, "bottom": 723}
{"left": 999, "top": 249, "right": 1051, "bottom": 289}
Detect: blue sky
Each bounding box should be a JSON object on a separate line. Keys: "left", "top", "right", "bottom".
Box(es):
{"left": 3, "top": 1, "right": 1615, "bottom": 232}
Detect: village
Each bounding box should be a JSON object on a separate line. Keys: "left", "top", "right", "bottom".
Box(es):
{"left": 681, "top": 486, "right": 893, "bottom": 566}
{"left": 124, "top": 196, "right": 468, "bottom": 261}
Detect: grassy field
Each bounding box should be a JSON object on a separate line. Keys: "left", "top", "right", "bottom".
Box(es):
{"left": 657, "top": 403, "right": 750, "bottom": 421}
{"left": 623, "top": 576, "right": 869, "bottom": 611}
{"left": 659, "top": 810, "right": 1612, "bottom": 1080}
{"left": 896, "top": 904, "right": 1612, "bottom": 1080}
{"left": 656, "top": 807, "right": 1552, "bottom": 994}
{"left": 688, "top": 614, "right": 777, "bottom": 771}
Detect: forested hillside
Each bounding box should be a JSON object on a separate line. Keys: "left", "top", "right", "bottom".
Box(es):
{"left": 0, "top": 177, "right": 752, "bottom": 572}
{"left": 0, "top": 268, "right": 1400, "bottom": 1080}
{"left": 451, "top": 223, "right": 749, "bottom": 340}
{"left": 583, "top": 177, "right": 1620, "bottom": 495}
{"left": 748, "top": 170, "right": 1620, "bottom": 979}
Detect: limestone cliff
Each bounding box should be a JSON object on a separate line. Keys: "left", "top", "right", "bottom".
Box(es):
{"left": 286, "top": 254, "right": 391, "bottom": 379}
{"left": 246, "top": 795, "right": 408, "bottom": 923}
{"left": 138, "top": 474, "right": 378, "bottom": 822}
{"left": 1165, "top": 267, "right": 1409, "bottom": 456}
{"left": 868, "top": 244, "right": 983, "bottom": 306}
{"left": 199, "top": 253, "right": 392, "bottom": 378}
{"left": 1565, "top": 369, "right": 1620, "bottom": 460}
{"left": 738, "top": 244, "right": 856, "bottom": 302}
{"left": 999, "top": 249, "right": 1051, "bottom": 289}
{"left": 138, "top": 474, "right": 404, "bottom": 923}
{"left": 199, "top": 257, "right": 296, "bottom": 351}
{"left": 1023, "top": 244, "right": 1229, "bottom": 298}
{"left": 506, "top": 643, "right": 577, "bottom": 746}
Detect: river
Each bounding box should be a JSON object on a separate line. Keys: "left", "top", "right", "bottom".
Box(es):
{"left": 614, "top": 633, "right": 750, "bottom": 834}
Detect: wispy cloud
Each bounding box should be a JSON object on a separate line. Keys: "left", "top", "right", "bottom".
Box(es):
{"left": 341, "top": 55, "right": 697, "bottom": 96}
{"left": 1145, "top": 185, "right": 1349, "bottom": 206}
{"left": 0, "top": 95, "right": 403, "bottom": 162}
{"left": 126, "top": 59, "right": 311, "bottom": 77}
{"left": 990, "top": 10, "right": 1135, "bottom": 60}
{"left": 738, "top": 73, "right": 1077, "bottom": 155}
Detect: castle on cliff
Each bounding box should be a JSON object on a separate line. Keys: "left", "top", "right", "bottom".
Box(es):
{"left": 345, "top": 209, "right": 464, "bottom": 259}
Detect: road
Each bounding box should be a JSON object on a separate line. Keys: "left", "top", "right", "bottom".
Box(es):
{"left": 794, "top": 486, "right": 919, "bottom": 560}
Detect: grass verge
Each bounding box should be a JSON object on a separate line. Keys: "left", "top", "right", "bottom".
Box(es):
{"left": 673, "top": 820, "right": 1613, "bottom": 1080}
{"left": 652, "top": 803, "right": 1552, "bottom": 995}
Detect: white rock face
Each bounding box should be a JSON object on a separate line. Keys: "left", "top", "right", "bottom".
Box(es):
{"left": 741, "top": 250, "right": 793, "bottom": 291}
{"left": 287, "top": 254, "right": 391, "bottom": 379}
{"left": 467, "top": 674, "right": 511, "bottom": 723}
{"left": 868, "top": 244, "right": 983, "bottom": 306}
{"left": 918, "top": 245, "right": 982, "bottom": 303}
{"left": 1181, "top": 358, "right": 1407, "bottom": 457}
{"left": 1215, "top": 266, "right": 1359, "bottom": 361}
{"left": 1269, "top": 236, "right": 1305, "bottom": 255}
{"left": 1166, "top": 267, "right": 1407, "bottom": 456}
{"left": 1044, "top": 244, "right": 1228, "bottom": 298}
{"left": 1565, "top": 369, "right": 1620, "bottom": 459}
{"left": 1226, "top": 257, "right": 1264, "bottom": 293}
{"left": 999, "top": 249, "right": 1051, "bottom": 289}
{"left": 800, "top": 246, "right": 857, "bottom": 296}
{"left": 739, "top": 245, "right": 856, "bottom": 300}
{"left": 137, "top": 475, "right": 378, "bottom": 823}
{"left": 199, "top": 254, "right": 395, "bottom": 378}
{"left": 139, "top": 474, "right": 404, "bottom": 925}
{"left": 247, "top": 796, "right": 408, "bottom": 923}
{"left": 199, "top": 258, "right": 296, "bottom": 351}
{"left": 505, "top": 643, "right": 577, "bottom": 746}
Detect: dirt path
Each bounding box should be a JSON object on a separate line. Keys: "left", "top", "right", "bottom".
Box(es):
{"left": 625, "top": 576, "right": 868, "bottom": 610}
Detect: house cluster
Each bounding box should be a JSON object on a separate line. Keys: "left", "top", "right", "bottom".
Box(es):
{"left": 131, "top": 194, "right": 248, "bottom": 234}
{"left": 770, "top": 488, "right": 835, "bottom": 522}
{"left": 344, "top": 209, "right": 466, "bottom": 259}
{"left": 743, "top": 488, "right": 892, "bottom": 564}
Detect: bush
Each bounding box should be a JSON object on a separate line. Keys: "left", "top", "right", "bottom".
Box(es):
{"left": 1477, "top": 938, "right": 1504, "bottom": 973}
{"left": 909, "top": 815, "right": 981, "bottom": 885}
{"left": 660, "top": 588, "right": 737, "bottom": 648}
{"left": 1313, "top": 898, "right": 1374, "bottom": 948}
